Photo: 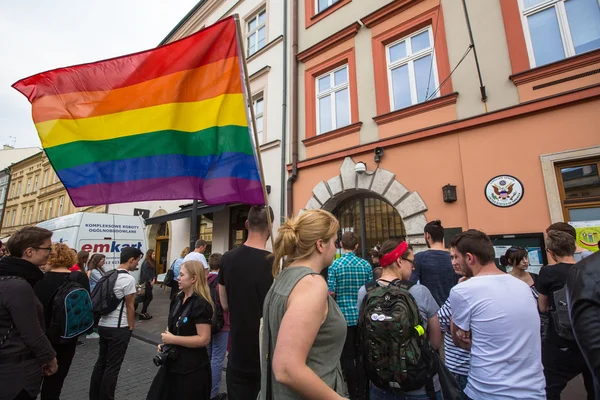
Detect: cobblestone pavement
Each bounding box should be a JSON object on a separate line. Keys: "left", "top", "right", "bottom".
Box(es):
{"left": 58, "top": 336, "right": 227, "bottom": 400}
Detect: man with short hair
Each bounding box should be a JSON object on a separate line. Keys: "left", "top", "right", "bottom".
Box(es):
{"left": 89, "top": 246, "right": 142, "bottom": 400}
{"left": 546, "top": 222, "right": 593, "bottom": 262}
{"left": 410, "top": 220, "right": 458, "bottom": 306}
{"left": 218, "top": 206, "right": 274, "bottom": 400}
{"left": 184, "top": 239, "right": 209, "bottom": 273}
{"left": 328, "top": 231, "right": 372, "bottom": 400}
{"left": 0, "top": 227, "right": 58, "bottom": 400}
{"left": 537, "top": 230, "right": 595, "bottom": 399}
{"left": 449, "top": 229, "right": 545, "bottom": 399}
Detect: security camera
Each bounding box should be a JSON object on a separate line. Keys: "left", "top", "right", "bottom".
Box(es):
{"left": 355, "top": 161, "right": 367, "bottom": 174}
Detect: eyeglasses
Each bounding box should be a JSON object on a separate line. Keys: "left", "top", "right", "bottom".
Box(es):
{"left": 403, "top": 258, "right": 416, "bottom": 268}
{"left": 32, "top": 246, "right": 52, "bottom": 252}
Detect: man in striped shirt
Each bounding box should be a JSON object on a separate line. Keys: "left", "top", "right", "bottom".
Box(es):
{"left": 438, "top": 246, "right": 472, "bottom": 398}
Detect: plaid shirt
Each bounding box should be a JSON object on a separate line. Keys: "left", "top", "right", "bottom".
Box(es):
{"left": 327, "top": 252, "right": 373, "bottom": 326}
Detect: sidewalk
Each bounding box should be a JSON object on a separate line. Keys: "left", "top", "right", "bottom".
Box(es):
{"left": 133, "top": 284, "right": 172, "bottom": 345}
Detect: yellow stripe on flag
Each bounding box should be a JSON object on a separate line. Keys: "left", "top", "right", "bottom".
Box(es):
{"left": 38, "top": 94, "right": 248, "bottom": 148}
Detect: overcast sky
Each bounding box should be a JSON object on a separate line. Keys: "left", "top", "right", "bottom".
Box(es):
{"left": 0, "top": 0, "right": 200, "bottom": 149}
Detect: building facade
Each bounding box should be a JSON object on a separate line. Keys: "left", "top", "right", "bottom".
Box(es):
{"left": 289, "top": 0, "right": 600, "bottom": 255}
{"left": 0, "top": 151, "right": 104, "bottom": 240}
{"left": 109, "top": 0, "right": 289, "bottom": 273}
{"left": 0, "top": 145, "right": 41, "bottom": 228}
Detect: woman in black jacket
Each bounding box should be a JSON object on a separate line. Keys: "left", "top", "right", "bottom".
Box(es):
{"left": 147, "top": 260, "right": 213, "bottom": 400}
{"left": 139, "top": 249, "right": 157, "bottom": 320}
{"left": 0, "top": 227, "right": 58, "bottom": 400}
{"left": 34, "top": 243, "right": 90, "bottom": 400}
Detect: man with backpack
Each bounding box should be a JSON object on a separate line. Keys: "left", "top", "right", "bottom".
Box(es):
{"left": 537, "top": 230, "right": 595, "bottom": 399}
{"left": 207, "top": 253, "right": 228, "bottom": 400}
{"left": 89, "top": 246, "right": 142, "bottom": 400}
{"left": 449, "top": 230, "right": 545, "bottom": 399}
{"left": 357, "top": 239, "right": 442, "bottom": 399}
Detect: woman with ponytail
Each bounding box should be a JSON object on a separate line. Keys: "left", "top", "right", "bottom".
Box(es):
{"left": 148, "top": 260, "right": 213, "bottom": 400}
{"left": 259, "top": 209, "right": 347, "bottom": 399}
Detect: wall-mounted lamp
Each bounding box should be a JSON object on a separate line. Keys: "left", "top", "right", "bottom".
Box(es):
{"left": 442, "top": 184, "right": 457, "bottom": 203}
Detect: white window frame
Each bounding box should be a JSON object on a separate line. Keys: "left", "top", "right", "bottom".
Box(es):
{"left": 33, "top": 175, "right": 39, "bottom": 192}
{"left": 38, "top": 204, "right": 44, "bottom": 222}
{"left": 48, "top": 200, "right": 53, "bottom": 219}
{"left": 58, "top": 196, "right": 64, "bottom": 217}
{"left": 26, "top": 178, "right": 31, "bottom": 194}
{"left": 28, "top": 206, "right": 34, "bottom": 224}
{"left": 21, "top": 208, "right": 26, "bottom": 225}
{"left": 252, "top": 95, "right": 265, "bottom": 144}
{"left": 11, "top": 210, "right": 16, "bottom": 226}
{"left": 16, "top": 181, "right": 21, "bottom": 196}
{"left": 386, "top": 26, "right": 440, "bottom": 111}
{"left": 246, "top": 9, "right": 267, "bottom": 57}
{"left": 43, "top": 170, "right": 49, "bottom": 187}
{"left": 315, "top": 0, "right": 339, "bottom": 14}
{"left": 518, "top": 0, "right": 600, "bottom": 68}
{"left": 10, "top": 184, "right": 15, "bottom": 198}
{"left": 53, "top": 173, "right": 58, "bottom": 184}
{"left": 316, "top": 64, "right": 351, "bottom": 135}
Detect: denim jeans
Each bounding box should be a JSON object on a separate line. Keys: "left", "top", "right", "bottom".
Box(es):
{"left": 207, "top": 331, "right": 229, "bottom": 398}
{"left": 369, "top": 384, "right": 443, "bottom": 400}
{"left": 453, "top": 373, "right": 469, "bottom": 400}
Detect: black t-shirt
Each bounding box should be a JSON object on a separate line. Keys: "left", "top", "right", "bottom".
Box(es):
{"left": 218, "top": 245, "right": 273, "bottom": 376}
{"left": 167, "top": 292, "right": 213, "bottom": 374}
{"left": 34, "top": 271, "right": 91, "bottom": 329}
{"left": 536, "top": 262, "right": 575, "bottom": 347}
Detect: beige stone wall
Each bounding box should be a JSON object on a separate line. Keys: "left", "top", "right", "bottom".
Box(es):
{"left": 0, "top": 152, "right": 105, "bottom": 238}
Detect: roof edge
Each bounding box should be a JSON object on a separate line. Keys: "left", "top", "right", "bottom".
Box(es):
{"left": 159, "top": 0, "right": 208, "bottom": 46}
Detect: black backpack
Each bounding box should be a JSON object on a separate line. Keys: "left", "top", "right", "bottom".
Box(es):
{"left": 47, "top": 273, "right": 94, "bottom": 343}
{"left": 551, "top": 286, "right": 575, "bottom": 341}
{"left": 358, "top": 279, "right": 436, "bottom": 395}
{"left": 91, "top": 269, "right": 129, "bottom": 323}
{"left": 207, "top": 275, "right": 224, "bottom": 334}
{"left": 164, "top": 260, "right": 176, "bottom": 286}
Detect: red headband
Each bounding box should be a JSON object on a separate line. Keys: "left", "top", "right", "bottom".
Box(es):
{"left": 379, "top": 242, "right": 409, "bottom": 268}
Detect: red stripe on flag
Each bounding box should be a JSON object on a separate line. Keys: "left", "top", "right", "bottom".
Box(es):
{"left": 13, "top": 17, "right": 237, "bottom": 101}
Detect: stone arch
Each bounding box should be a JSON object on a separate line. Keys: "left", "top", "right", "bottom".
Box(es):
{"left": 302, "top": 157, "right": 428, "bottom": 249}
{"left": 147, "top": 209, "right": 172, "bottom": 261}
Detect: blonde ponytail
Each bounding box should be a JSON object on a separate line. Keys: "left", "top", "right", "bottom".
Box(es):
{"left": 272, "top": 209, "right": 339, "bottom": 277}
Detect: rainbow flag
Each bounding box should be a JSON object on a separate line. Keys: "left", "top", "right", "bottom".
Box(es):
{"left": 12, "top": 17, "right": 264, "bottom": 207}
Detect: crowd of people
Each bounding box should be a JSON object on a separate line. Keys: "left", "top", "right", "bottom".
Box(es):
{"left": 0, "top": 208, "right": 599, "bottom": 400}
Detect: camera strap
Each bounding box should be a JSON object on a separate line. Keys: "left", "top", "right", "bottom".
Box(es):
{"left": 170, "top": 295, "right": 194, "bottom": 335}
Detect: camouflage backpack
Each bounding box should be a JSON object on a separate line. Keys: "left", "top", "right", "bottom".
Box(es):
{"left": 358, "top": 279, "right": 435, "bottom": 394}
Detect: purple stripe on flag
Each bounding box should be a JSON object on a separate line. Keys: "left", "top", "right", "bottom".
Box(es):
{"left": 66, "top": 176, "right": 265, "bottom": 207}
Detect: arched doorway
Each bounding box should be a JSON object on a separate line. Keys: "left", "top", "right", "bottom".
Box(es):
{"left": 155, "top": 222, "right": 169, "bottom": 274}
{"left": 334, "top": 195, "right": 406, "bottom": 259}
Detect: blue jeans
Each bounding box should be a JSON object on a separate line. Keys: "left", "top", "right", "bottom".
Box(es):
{"left": 207, "top": 331, "right": 229, "bottom": 397}
{"left": 370, "top": 384, "right": 443, "bottom": 400}
{"left": 453, "top": 373, "right": 469, "bottom": 400}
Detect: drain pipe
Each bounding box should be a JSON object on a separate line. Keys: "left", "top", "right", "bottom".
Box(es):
{"left": 286, "top": 0, "right": 299, "bottom": 218}
{"left": 279, "top": 0, "right": 288, "bottom": 224}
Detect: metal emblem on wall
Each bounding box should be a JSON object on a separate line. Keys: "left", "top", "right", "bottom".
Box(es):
{"left": 485, "top": 175, "right": 524, "bottom": 208}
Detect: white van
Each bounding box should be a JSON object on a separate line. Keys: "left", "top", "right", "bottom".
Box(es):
{"left": 37, "top": 212, "right": 147, "bottom": 281}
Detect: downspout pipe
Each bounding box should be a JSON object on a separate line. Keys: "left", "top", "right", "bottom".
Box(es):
{"left": 286, "top": 0, "right": 299, "bottom": 218}
{"left": 280, "top": 0, "right": 288, "bottom": 224}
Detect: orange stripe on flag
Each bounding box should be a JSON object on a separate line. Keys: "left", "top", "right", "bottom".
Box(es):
{"left": 32, "top": 57, "right": 242, "bottom": 123}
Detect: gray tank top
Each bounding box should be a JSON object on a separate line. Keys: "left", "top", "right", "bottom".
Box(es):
{"left": 258, "top": 266, "right": 347, "bottom": 399}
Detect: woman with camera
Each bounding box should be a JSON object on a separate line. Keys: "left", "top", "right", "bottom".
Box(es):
{"left": 147, "top": 260, "right": 213, "bottom": 400}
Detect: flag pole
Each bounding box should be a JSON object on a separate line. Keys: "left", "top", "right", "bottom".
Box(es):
{"left": 234, "top": 15, "right": 275, "bottom": 250}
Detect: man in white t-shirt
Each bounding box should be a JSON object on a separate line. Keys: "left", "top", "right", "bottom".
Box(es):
{"left": 90, "top": 247, "right": 142, "bottom": 400}
{"left": 448, "top": 230, "right": 545, "bottom": 400}
{"left": 183, "top": 239, "right": 209, "bottom": 273}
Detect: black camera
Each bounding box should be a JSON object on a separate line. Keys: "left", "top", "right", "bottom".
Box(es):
{"left": 153, "top": 344, "right": 177, "bottom": 367}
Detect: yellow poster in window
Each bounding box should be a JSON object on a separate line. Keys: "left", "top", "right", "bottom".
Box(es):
{"left": 570, "top": 221, "right": 600, "bottom": 252}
